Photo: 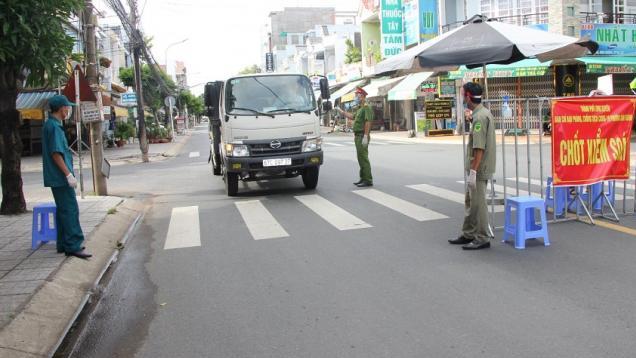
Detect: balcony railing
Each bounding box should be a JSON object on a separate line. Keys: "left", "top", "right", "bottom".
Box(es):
{"left": 580, "top": 12, "right": 636, "bottom": 24}
{"left": 441, "top": 13, "right": 548, "bottom": 33}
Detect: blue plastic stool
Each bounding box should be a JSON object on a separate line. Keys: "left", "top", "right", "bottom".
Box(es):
{"left": 32, "top": 202, "right": 57, "bottom": 249}
{"left": 503, "top": 196, "right": 550, "bottom": 250}
{"left": 545, "top": 177, "right": 568, "bottom": 216}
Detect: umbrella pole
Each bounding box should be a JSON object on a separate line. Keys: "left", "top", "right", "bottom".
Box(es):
{"left": 482, "top": 64, "right": 489, "bottom": 101}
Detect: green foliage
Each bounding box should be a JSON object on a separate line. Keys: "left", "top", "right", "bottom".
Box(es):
{"left": 145, "top": 121, "right": 170, "bottom": 139}
{"left": 0, "top": 0, "right": 84, "bottom": 88}
{"left": 344, "top": 39, "right": 362, "bottom": 64}
{"left": 119, "top": 65, "right": 176, "bottom": 113}
{"left": 178, "top": 90, "right": 204, "bottom": 116}
{"left": 114, "top": 121, "right": 134, "bottom": 140}
{"left": 238, "top": 64, "right": 262, "bottom": 75}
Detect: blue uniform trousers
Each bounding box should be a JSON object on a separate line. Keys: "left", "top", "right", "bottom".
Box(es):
{"left": 51, "top": 186, "right": 84, "bottom": 253}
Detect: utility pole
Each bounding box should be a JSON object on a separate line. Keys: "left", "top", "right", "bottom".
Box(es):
{"left": 130, "top": 2, "right": 149, "bottom": 162}
{"left": 83, "top": 0, "right": 108, "bottom": 195}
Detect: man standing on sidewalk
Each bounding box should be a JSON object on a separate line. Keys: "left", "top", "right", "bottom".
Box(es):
{"left": 43, "top": 95, "right": 92, "bottom": 259}
{"left": 448, "top": 83, "right": 495, "bottom": 250}
{"left": 337, "top": 87, "right": 374, "bottom": 187}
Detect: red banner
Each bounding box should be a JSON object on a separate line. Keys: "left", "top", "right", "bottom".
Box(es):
{"left": 552, "top": 96, "right": 636, "bottom": 186}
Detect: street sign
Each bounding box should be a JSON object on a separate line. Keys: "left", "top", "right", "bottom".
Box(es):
{"left": 425, "top": 100, "right": 452, "bottom": 120}
{"left": 164, "top": 96, "right": 176, "bottom": 107}
{"left": 120, "top": 92, "right": 137, "bottom": 106}
{"left": 265, "top": 53, "right": 274, "bottom": 72}
{"left": 63, "top": 65, "right": 97, "bottom": 102}
{"left": 81, "top": 102, "right": 102, "bottom": 122}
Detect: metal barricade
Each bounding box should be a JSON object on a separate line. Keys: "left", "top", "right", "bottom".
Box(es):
{"left": 473, "top": 97, "right": 636, "bottom": 230}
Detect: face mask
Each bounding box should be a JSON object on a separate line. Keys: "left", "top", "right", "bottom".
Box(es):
{"left": 64, "top": 107, "right": 72, "bottom": 120}
{"left": 353, "top": 96, "right": 360, "bottom": 106}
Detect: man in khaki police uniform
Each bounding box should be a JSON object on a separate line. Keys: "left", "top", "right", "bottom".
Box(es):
{"left": 449, "top": 82, "right": 495, "bottom": 250}
{"left": 337, "top": 87, "right": 374, "bottom": 187}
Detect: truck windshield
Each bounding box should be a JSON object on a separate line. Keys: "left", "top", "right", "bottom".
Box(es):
{"left": 226, "top": 75, "right": 316, "bottom": 116}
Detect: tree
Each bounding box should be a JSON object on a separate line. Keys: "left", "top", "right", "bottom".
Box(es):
{"left": 178, "top": 90, "right": 204, "bottom": 116}
{"left": 0, "top": 0, "right": 84, "bottom": 214}
{"left": 238, "top": 64, "right": 262, "bottom": 75}
{"left": 119, "top": 64, "right": 176, "bottom": 115}
{"left": 344, "top": 39, "right": 362, "bottom": 64}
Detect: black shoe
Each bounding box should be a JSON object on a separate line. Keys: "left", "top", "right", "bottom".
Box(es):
{"left": 58, "top": 246, "right": 85, "bottom": 253}
{"left": 448, "top": 236, "right": 473, "bottom": 245}
{"left": 462, "top": 241, "right": 491, "bottom": 250}
{"left": 353, "top": 180, "right": 363, "bottom": 185}
{"left": 356, "top": 181, "right": 373, "bottom": 187}
{"left": 65, "top": 250, "right": 92, "bottom": 259}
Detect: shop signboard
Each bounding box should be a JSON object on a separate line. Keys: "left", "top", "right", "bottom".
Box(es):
{"left": 439, "top": 79, "right": 455, "bottom": 97}
{"left": 81, "top": 102, "right": 102, "bottom": 122}
{"left": 551, "top": 96, "right": 636, "bottom": 186}
{"left": 381, "top": 0, "right": 404, "bottom": 58}
{"left": 419, "top": 0, "right": 438, "bottom": 42}
{"left": 448, "top": 66, "right": 549, "bottom": 80}
{"left": 425, "top": 100, "right": 452, "bottom": 120}
{"left": 265, "top": 52, "right": 274, "bottom": 72}
{"left": 586, "top": 62, "right": 636, "bottom": 74}
{"left": 420, "top": 81, "right": 437, "bottom": 94}
{"left": 581, "top": 23, "right": 636, "bottom": 55}
{"left": 120, "top": 92, "right": 137, "bottom": 107}
{"left": 403, "top": 0, "right": 419, "bottom": 46}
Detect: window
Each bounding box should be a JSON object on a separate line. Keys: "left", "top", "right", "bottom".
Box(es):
{"left": 567, "top": 26, "right": 576, "bottom": 36}
{"left": 226, "top": 75, "right": 316, "bottom": 115}
{"left": 567, "top": 6, "right": 575, "bottom": 16}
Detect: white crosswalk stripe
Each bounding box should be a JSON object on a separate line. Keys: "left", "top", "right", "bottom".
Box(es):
{"left": 353, "top": 188, "right": 448, "bottom": 221}
{"left": 408, "top": 183, "right": 505, "bottom": 213}
{"left": 164, "top": 206, "right": 201, "bottom": 250}
{"left": 235, "top": 200, "right": 289, "bottom": 240}
{"left": 296, "top": 194, "right": 371, "bottom": 230}
{"left": 457, "top": 180, "right": 531, "bottom": 197}
{"left": 323, "top": 142, "right": 346, "bottom": 147}
{"left": 189, "top": 151, "right": 200, "bottom": 158}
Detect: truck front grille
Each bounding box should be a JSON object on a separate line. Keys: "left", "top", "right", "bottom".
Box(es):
{"left": 248, "top": 140, "right": 303, "bottom": 157}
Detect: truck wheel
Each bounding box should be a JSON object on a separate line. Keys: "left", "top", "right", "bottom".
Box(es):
{"left": 212, "top": 152, "right": 221, "bottom": 176}
{"left": 224, "top": 171, "right": 238, "bottom": 196}
{"left": 302, "top": 167, "right": 319, "bottom": 189}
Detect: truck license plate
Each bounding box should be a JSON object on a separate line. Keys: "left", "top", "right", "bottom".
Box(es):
{"left": 263, "top": 158, "right": 292, "bottom": 167}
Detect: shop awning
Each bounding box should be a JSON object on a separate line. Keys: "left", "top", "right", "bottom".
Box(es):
{"left": 114, "top": 106, "right": 129, "bottom": 117}
{"left": 447, "top": 59, "right": 552, "bottom": 80}
{"left": 16, "top": 91, "right": 57, "bottom": 120}
{"left": 578, "top": 56, "right": 636, "bottom": 74}
{"left": 360, "top": 77, "right": 405, "bottom": 99}
{"left": 329, "top": 80, "right": 364, "bottom": 101}
{"left": 388, "top": 72, "right": 434, "bottom": 101}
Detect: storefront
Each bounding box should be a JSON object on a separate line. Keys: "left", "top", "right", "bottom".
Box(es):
{"left": 387, "top": 72, "right": 435, "bottom": 133}
{"left": 360, "top": 77, "right": 405, "bottom": 131}
{"left": 16, "top": 91, "right": 57, "bottom": 155}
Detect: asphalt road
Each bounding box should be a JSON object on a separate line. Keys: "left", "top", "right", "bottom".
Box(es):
{"left": 67, "top": 126, "right": 636, "bottom": 358}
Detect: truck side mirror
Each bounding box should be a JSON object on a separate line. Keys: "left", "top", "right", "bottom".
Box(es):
{"left": 204, "top": 82, "right": 218, "bottom": 108}
{"left": 322, "top": 101, "right": 332, "bottom": 112}
{"left": 319, "top": 78, "right": 330, "bottom": 100}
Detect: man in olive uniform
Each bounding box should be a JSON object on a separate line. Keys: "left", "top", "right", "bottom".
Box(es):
{"left": 337, "top": 87, "right": 374, "bottom": 187}
{"left": 449, "top": 82, "right": 496, "bottom": 250}
{"left": 43, "top": 95, "right": 92, "bottom": 259}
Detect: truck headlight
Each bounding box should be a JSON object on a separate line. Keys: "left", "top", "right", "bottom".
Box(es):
{"left": 302, "top": 137, "right": 322, "bottom": 152}
{"left": 225, "top": 143, "right": 249, "bottom": 157}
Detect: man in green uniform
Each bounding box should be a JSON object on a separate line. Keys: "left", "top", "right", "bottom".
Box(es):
{"left": 337, "top": 87, "right": 374, "bottom": 187}
{"left": 448, "top": 82, "right": 496, "bottom": 250}
{"left": 43, "top": 95, "right": 91, "bottom": 259}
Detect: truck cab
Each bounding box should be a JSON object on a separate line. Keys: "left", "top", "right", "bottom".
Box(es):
{"left": 205, "top": 73, "right": 330, "bottom": 196}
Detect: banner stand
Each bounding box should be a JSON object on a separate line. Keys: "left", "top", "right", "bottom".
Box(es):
{"left": 567, "top": 183, "right": 620, "bottom": 226}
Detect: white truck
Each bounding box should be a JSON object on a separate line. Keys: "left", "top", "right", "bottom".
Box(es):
{"left": 204, "top": 74, "right": 331, "bottom": 196}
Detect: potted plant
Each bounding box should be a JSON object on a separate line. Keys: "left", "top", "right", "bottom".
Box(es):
{"left": 114, "top": 121, "right": 131, "bottom": 147}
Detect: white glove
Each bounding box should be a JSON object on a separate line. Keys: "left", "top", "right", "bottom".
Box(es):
{"left": 361, "top": 135, "right": 369, "bottom": 147}
{"left": 66, "top": 173, "right": 78, "bottom": 188}
{"left": 467, "top": 169, "right": 477, "bottom": 190}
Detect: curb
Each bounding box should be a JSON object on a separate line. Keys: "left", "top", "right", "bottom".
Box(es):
{"left": 0, "top": 199, "right": 147, "bottom": 358}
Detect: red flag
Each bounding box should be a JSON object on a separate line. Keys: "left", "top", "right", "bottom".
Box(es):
{"left": 63, "top": 65, "right": 97, "bottom": 102}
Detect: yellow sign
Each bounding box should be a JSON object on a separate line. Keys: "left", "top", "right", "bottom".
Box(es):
{"left": 563, "top": 74, "right": 575, "bottom": 88}
{"left": 19, "top": 109, "right": 44, "bottom": 120}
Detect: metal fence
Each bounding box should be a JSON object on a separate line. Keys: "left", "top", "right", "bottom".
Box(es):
{"left": 460, "top": 97, "right": 636, "bottom": 230}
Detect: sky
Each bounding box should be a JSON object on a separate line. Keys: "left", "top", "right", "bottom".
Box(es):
{"left": 95, "top": 0, "right": 359, "bottom": 95}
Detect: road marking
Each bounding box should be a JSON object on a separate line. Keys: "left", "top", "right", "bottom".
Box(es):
{"left": 371, "top": 141, "right": 389, "bottom": 146}
{"left": 353, "top": 189, "right": 448, "bottom": 221}
{"left": 189, "top": 151, "right": 200, "bottom": 158}
{"left": 457, "top": 181, "right": 531, "bottom": 196}
{"left": 579, "top": 218, "right": 636, "bottom": 237}
{"left": 408, "top": 183, "right": 504, "bottom": 213}
{"left": 164, "top": 206, "right": 201, "bottom": 250}
{"left": 323, "top": 142, "right": 346, "bottom": 147}
{"left": 235, "top": 200, "right": 289, "bottom": 240}
{"left": 296, "top": 194, "right": 372, "bottom": 231}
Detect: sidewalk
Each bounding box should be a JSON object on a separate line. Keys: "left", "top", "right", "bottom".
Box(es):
{"left": 20, "top": 131, "right": 192, "bottom": 174}
{"left": 0, "top": 129, "right": 191, "bottom": 356}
